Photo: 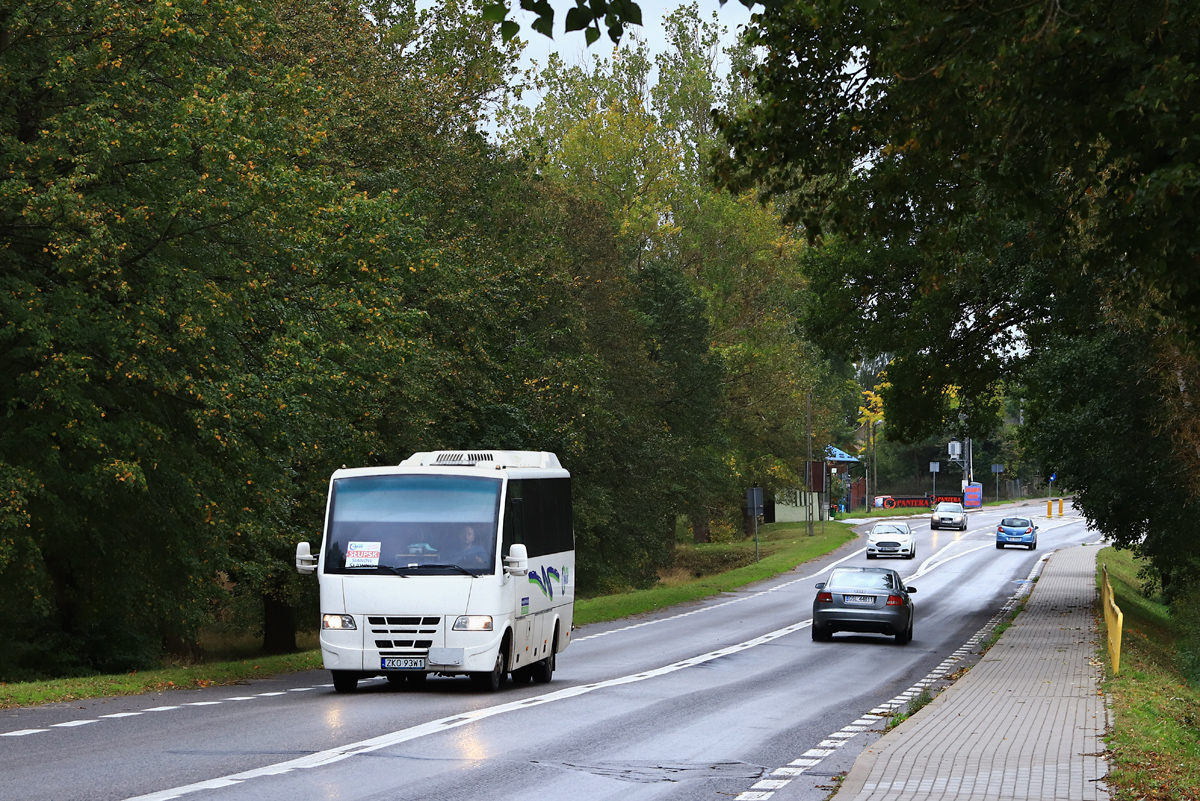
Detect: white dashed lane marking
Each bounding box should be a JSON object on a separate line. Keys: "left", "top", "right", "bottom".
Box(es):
{"left": 733, "top": 552, "right": 1051, "bottom": 800}
{"left": 0, "top": 683, "right": 339, "bottom": 738}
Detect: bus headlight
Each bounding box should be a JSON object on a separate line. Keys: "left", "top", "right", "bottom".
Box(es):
{"left": 452, "top": 615, "right": 493, "bottom": 631}
{"left": 322, "top": 614, "right": 357, "bottom": 630}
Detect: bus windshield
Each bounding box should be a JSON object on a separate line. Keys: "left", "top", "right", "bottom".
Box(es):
{"left": 324, "top": 475, "right": 502, "bottom": 575}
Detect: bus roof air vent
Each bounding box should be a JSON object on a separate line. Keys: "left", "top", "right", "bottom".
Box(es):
{"left": 433, "top": 452, "right": 494, "bottom": 466}
{"left": 399, "top": 451, "right": 563, "bottom": 470}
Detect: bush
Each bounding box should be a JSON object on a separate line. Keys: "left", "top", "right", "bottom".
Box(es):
{"left": 1173, "top": 584, "right": 1200, "bottom": 685}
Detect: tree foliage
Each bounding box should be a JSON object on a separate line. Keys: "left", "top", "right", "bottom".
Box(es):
{"left": 0, "top": 0, "right": 447, "bottom": 670}
{"left": 715, "top": 0, "right": 1200, "bottom": 591}
{"left": 717, "top": 0, "right": 1200, "bottom": 330}
{"left": 501, "top": 4, "right": 841, "bottom": 549}
{"left": 1, "top": 0, "right": 842, "bottom": 677}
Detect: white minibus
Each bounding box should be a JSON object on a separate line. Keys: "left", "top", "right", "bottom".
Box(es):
{"left": 296, "top": 450, "right": 574, "bottom": 693}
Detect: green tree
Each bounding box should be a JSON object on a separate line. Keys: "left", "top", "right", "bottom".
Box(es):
{"left": 1024, "top": 326, "right": 1200, "bottom": 596}
{"left": 0, "top": 0, "right": 432, "bottom": 672}
{"left": 717, "top": 0, "right": 1200, "bottom": 335}
{"left": 716, "top": 0, "right": 1200, "bottom": 590}
{"left": 502, "top": 4, "right": 839, "bottom": 549}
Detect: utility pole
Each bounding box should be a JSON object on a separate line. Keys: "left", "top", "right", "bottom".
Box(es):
{"left": 967, "top": 436, "right": 975, "bottom": 485}
{"left": 873, "top": 420, "right": 880, "bottom": 507}
{"left": 864, "top": 424, "right": 870, "bottom": 513}
{"left": 807, "top": 391, "right": 814, "bottom": 537}
{"left": 948, "top": 440, "right": 965, "bottom": 489}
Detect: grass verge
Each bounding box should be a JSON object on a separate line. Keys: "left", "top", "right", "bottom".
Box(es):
{"left": 886, "top": 687, "right": 934, "bottom": 730}
{"left": 1098, "top": 547, "right": 1200, "bottom": 801}
{"left": 575, "top": 521, "right": 856, "bottom": 625}
{"left": 978, "top": 600, "right": 1028, "bottom": 654}
{"left": 0, "top": 650, "right": 323, "bottom": 710}
{"left": 2, "top": 520, "right": 858, "bottom": 709}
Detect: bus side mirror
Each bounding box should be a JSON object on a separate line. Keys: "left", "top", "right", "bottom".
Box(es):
{"left": 296, "top": 542, "right": 318, "bottom": 574}
{"left": 504, "top": 543, "right": 528, "bottom": 577}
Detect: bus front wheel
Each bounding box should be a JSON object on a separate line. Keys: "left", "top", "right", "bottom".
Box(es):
{"left": 472, "top": 648, "right": 508, "bottom": 692}
{"left": 332, "top": 671, "right": 358, "bottom": 693}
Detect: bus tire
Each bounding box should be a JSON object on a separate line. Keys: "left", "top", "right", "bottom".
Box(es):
{"left": 532, "top": 625, "right": 558, "bottom": 684}
{"left": 531, "top": 651, "right": 555, "bottom": 684}
{"left": 472, "top": 643, "right": 508, "bottom": 692}
{"left": 332, "top": 671, "right": 358, "bottom": 693}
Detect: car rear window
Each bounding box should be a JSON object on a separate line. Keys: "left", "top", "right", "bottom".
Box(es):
{"left": 1001, "top": 518, "right": 1031, "bottom": 527}
{"left": 828, "top": 569, "right": 896, "bottom": 591}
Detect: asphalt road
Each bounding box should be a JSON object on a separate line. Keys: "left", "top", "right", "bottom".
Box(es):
{"left": 1, "top": 501, "right": 1095, "bottom": 801}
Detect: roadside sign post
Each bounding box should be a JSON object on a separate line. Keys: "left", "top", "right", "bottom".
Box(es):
{"left": 930, "top": 461, "right": 939, "bottom": 501}
{"left": 747, "top": 487, "right": 763, "bottom": 562}
{"left": 991, "top": 463, "right": 1004, "bottom": 502}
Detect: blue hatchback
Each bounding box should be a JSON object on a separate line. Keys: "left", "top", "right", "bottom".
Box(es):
{"left": 996, "top": 517, "right": 1038, "bottom": 550}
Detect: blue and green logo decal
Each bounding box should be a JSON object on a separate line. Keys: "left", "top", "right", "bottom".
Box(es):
{"left": 528, "top": 565, "right": 571, "bottom": 599}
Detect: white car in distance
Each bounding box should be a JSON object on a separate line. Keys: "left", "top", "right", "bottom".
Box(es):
{"left": 866, "top": 522, "right": 916, "bottom": 560}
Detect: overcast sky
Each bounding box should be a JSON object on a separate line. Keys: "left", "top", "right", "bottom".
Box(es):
{"left": 513, "top": 0, "right": 757, "bottom": 79}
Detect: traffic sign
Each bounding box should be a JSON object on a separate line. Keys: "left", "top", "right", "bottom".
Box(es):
{"left": 746, "top": 487, "right": 763, "bottom": 516}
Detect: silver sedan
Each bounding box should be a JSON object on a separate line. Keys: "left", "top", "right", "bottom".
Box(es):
{"left": 931, "top": 501, "right": 967, "bottom": 530}
{"left": 812, "top": 566, "right": 916, "bottom": 644}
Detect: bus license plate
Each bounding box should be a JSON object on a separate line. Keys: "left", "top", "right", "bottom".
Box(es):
{"left": 381, "top": 657, "right": 425, "bottom": 670}
{"left": 844, "top": 595, "right": 874, "bottom": 605}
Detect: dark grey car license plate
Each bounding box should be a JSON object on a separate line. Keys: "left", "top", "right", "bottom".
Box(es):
{"left": 844, "top": 595, "right": 874, "bottom": 605}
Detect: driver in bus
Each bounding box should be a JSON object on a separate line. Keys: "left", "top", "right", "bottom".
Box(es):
{"left": 452, "top": 525, "right": 490, "bottom": 567}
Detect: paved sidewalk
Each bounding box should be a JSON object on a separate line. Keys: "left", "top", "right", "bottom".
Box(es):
{"left": 827, "top": 544, "right": 1110, "bottom": 801}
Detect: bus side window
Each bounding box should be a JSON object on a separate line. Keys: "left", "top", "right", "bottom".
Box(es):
{"left": 502, "top": 480, "right": 524, "bottom": 556}
{"left": 524, "top": 479, "right": 545, "bottom": 556}
{"left": 552, "top": 477, "right": 574, "bottom": 552}
{"left": 503, "top": 478, "right": 572, "bottom": 558}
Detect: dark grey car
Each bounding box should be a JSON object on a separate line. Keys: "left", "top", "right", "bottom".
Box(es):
{"left": 812, "top": 566, "right": 916, "bottom": 644}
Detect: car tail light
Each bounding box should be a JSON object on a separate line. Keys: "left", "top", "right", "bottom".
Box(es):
{"left": 886, "top": 595, "right": 904, "bottom": 606}
{"left": 1026, "top": 527, "right": 1034, "bottom": 534}
{"left": 817, "top": 592, "right": 833, "bottom": 603}
{"left": 997, "top": 526, "right": 1004, "bottom": 533}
